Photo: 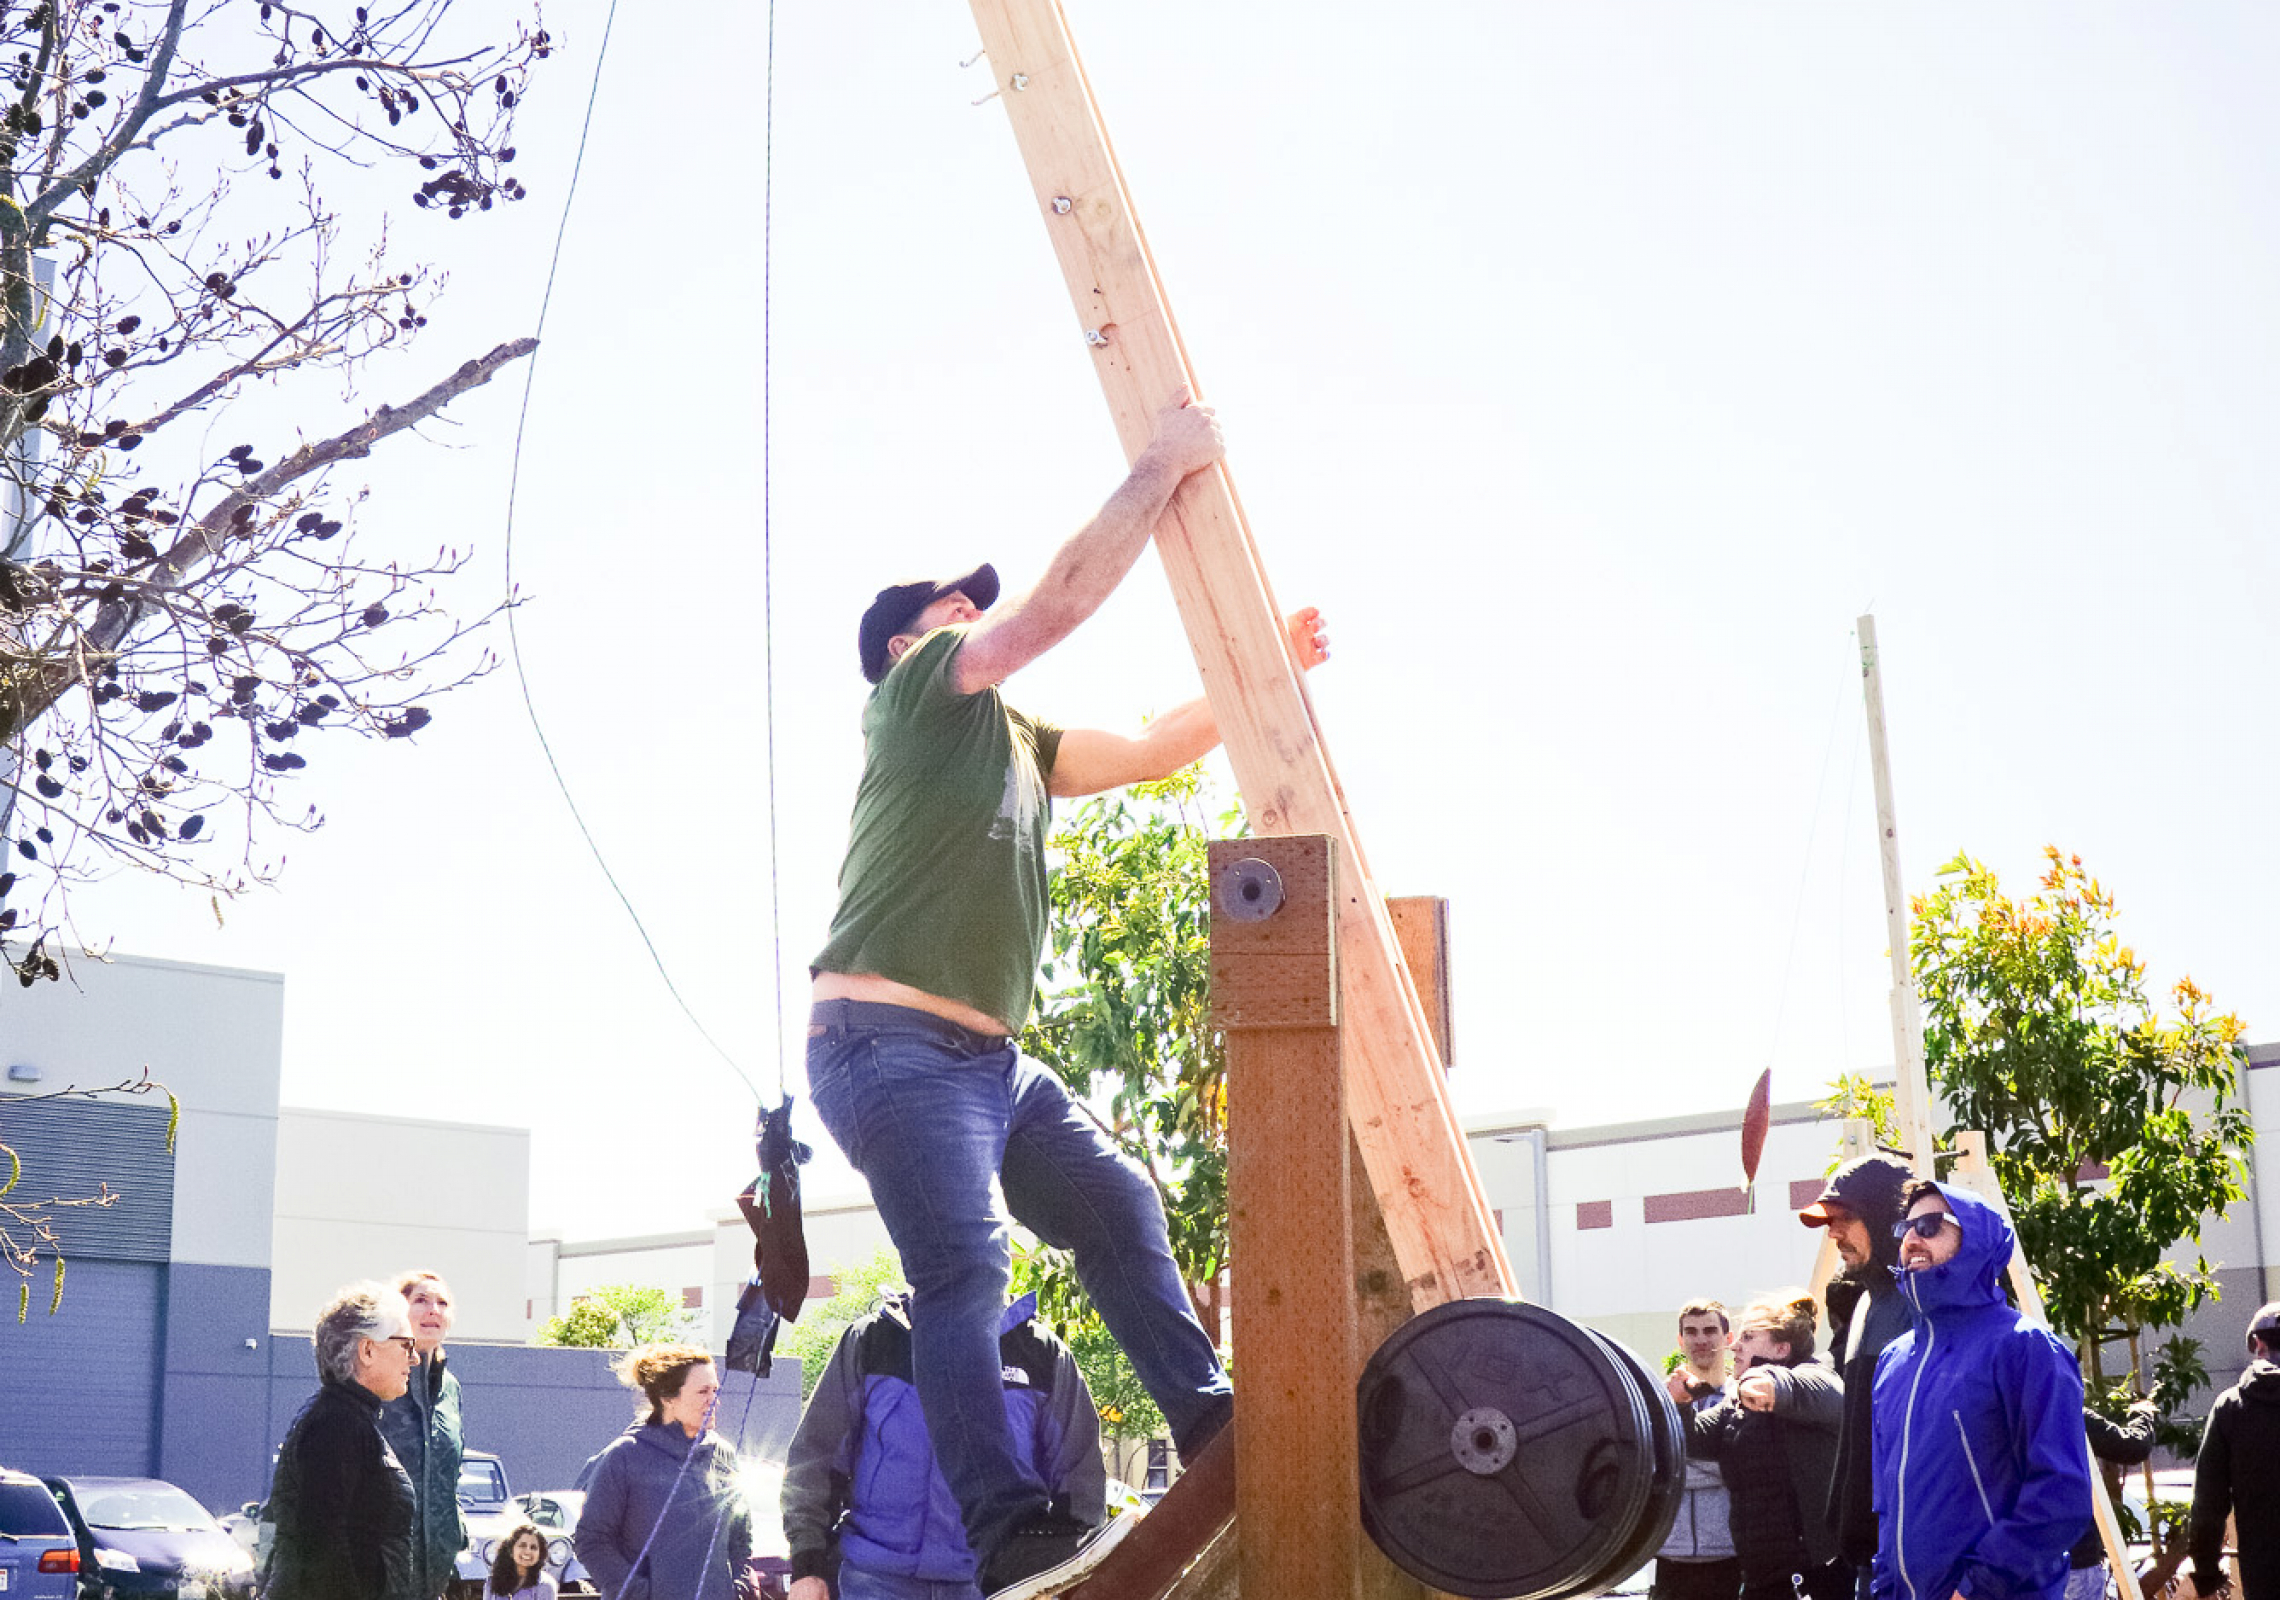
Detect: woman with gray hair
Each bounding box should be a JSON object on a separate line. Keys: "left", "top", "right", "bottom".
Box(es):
{"left": 260, "top": 1282, "right": 420, "bottom": 1600}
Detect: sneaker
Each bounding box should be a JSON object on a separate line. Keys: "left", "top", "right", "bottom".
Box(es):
{"left": 980, "top": 1487, "right": 1146, "bottom": 1600}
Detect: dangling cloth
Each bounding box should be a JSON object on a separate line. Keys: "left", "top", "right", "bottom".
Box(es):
{"left": 743, "top": 1094, "right": 814, "bottom": 1318}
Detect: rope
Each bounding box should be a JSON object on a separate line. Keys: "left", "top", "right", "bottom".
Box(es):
{"left": 617, "top": 1391, "right": 722, "bottom": 1600}
{"left": 1760, "top": 640, "right": 1858, "bottom": 1075}
{"left": 693, "top": 1372, "right": 769, "bottom": 1593}
{"left": 760, "top": 0, "right": 787, "bottom": 1099}
{"left": 494, "top": 0, "right": 762, "bottom": 1100}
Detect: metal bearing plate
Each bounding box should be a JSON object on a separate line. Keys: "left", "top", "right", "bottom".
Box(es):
{"left": 1356, "top": 1299, "right": 1682, "bottom": 1600}
{"left": 1451, "top": 1407, "right": 1517, "bottom": 1475}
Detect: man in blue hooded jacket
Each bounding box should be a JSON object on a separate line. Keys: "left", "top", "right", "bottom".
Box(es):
{"left": 782, "top": 1290, "right": 1105, "bottom": 1600}
{"left": 1870, "top": 1179, "right": 2090, "bottom": 1600}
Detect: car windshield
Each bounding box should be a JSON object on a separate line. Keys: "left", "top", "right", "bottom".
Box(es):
{"left": 77, "top": 1483, "right": 216, "bottom": 1532}
{"left": 458, "top": 1460, "right": 508, "bottom": 1506}
{"left": 0, "top": 1483, "right": 70, "bottom": 1537}
{"left": 517, "top": 1492, "right": 583, "bottom": 1529}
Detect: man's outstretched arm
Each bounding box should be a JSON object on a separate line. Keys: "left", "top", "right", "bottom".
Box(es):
{"left": 1049, "top": 608, "right": 1329, "bottom": 798}
{"left": 953, "top": 387, "right": 1224, "bottom": 696}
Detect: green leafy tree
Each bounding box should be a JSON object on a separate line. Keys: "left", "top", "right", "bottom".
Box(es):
{"left": 1910, "top": 847, "right": 2253, "bottom": 1414}
{"left": 777, "top": 1247, "right": 904, "bottom": 1400}
{"left": 1007, "top": 767, "right": 1237, "bottom": 1442}
{"left": 1016, "top": 768, "right": 1235, "bottom": 1315}
{"left": 536, "top": 1283, "right": 698, "bottom": 1349}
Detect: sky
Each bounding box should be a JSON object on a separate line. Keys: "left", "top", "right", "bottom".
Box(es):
{"left": 21, "top": 2, "right": 2279, "bottom": 1245}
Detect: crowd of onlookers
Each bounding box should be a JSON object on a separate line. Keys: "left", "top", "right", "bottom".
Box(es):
{"left": 263, "top": 1273, "right": 756, "bottom": 1600}
{"left": 261, "top": 1163, "right": 2280, "bottom": 1600}
{"left": 1653, "top": 1157, "right": 2280, "bottom": 1600}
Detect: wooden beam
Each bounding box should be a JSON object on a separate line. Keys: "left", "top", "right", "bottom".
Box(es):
{"left": 966, "top": 0, "right": 1510, "bottom": 1311}
{"left": 1858, "top": 615, "right": 1939, "bottom": 1171}
{"left": 1065, "top": 1424, "right": 1236, "bottom": 1600}
{"left": 1386, "top": 897, "right": 1452, "bottom": 1068}
{"left": 1213, "top": 836, "right": 1363, "bottom": 1600}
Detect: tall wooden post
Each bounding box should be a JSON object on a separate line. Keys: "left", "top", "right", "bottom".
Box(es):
{"left": 1861, "top": 622, "right": 2132, "bottom": 1583}
{"left": 1858, "top": 614, "right": 1939, "bottom": 1172}
{"left": 964, "top": 0, "right": 1511, "bottom": 1310}
{"left": 1211, "top": 836, "right": 1364, "bottom": 1600}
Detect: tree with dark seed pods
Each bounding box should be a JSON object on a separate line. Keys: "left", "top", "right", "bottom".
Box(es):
{"left": 0, "top": 0, "right": 553, "bottom": 982}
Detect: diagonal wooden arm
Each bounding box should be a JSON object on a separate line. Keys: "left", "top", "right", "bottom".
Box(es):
{"left": 966, "top": 0, "right": 1510, "bottom": 1309}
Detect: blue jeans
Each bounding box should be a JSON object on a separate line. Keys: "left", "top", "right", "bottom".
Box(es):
{"left": 841, "top": 1569, "right": 983, "bottom": 1600}
{"left": 807, "top": 1000, "right": 1232, "bottom": 1562}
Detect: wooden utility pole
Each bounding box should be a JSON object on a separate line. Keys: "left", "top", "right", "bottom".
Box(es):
{"left": 965, "top": 0, "right": 1510, "bottom": 1311}
{"left": 1859, "top": 621, "right": 2134, "bottom": 1583}
{"left": 1857, "top": 614, "right": 1939, "bottom": 1172}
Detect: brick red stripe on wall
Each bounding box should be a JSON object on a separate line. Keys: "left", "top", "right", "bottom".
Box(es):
{"left": 1576, "top": 1200, "right": 1613, "bottom": 1230}
{"left": 1791, "top": 1178, "right": 1825, "bottom": 1211}
{"left": 1643, "top": 1187, "right": 1751, "bottom": 1224}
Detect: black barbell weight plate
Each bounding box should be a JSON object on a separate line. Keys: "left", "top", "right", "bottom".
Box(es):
{"left": 1356, "top": 1299, "right": 1666, "bottom": 1600}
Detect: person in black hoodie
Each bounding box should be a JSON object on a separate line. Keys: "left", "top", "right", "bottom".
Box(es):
{"left": 2188, "top": 1302, "right": 2280, "bottom": 1600}
{"left": 1685, "top": 1292, "right": 1847, "bottom": 1600}
{"left": 262, "top": 1283, "right": 419, "bottom": 1600}
{"left": 2066, "top": 1401, "right": 2155, "bottom": 1600}
{"left": 1796, "top": 1154, "right": 1913, "bottom": 1599}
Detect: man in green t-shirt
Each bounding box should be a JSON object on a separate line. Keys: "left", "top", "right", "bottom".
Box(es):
{"left": 809, "top": 386, "right": 1326, "bottom": 1600}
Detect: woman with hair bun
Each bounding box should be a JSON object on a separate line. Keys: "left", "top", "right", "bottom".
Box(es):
{"left": 573, "top": 1344, "right": 753, "bottom": 1600}
{"left": 1685, "top": 1291, "right": 1849, "bottom": 1600}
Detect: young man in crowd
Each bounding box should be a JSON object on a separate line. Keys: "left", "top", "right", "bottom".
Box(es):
{"left": 1658, "top": 1299, "right": 1741, "bottom": 1600}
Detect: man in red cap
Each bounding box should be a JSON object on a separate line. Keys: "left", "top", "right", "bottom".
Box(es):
{"left": 1800, "top": 1153, "right": 1915, "bottom": 1598}
{"left": 808, "top": 386, "right": 1325, "bottom": 1600}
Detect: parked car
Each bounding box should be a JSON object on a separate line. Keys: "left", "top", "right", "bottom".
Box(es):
{"left": 452, "top": 1455, "right": 594, "bottom": 1598}
{"left": 42, "top": 1476, "right": 256, "bottom": 1600}
{"left": 0, "top": 1467, "right": 81, "bottom": 1600}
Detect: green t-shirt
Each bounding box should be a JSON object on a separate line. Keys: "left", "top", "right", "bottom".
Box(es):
{"left": 812, "top": 627, "right": 1064, "bottom": 1030}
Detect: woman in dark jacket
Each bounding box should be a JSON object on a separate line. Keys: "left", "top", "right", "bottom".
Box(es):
{"left": 378, "top": 1270, "right": 468, "bottom": 1600}
{"left": 1687, "top": 1291, "right": 1848, "bottom": 1600}
{"left": 262, "top": 1282, "right": 421, "bottom": 1600}
{"left": 575, "top": 1343, "right": 752, "bottom": 1600}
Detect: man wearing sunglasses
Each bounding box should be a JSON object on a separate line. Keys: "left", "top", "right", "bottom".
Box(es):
{"left": 1800, "top": 1154, "right": 1915, "bottom": 1599}
{"left": 1868, "top": 1181, "right": 2090, "bottom": 1600}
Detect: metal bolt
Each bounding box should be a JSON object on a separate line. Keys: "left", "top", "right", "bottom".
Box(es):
{"left": 1012, "top": 73, "right": 1029, "bottom": 90}
{"left": 1052, "top": 196, "right": 1073, "bottom": 215}
{"left": 1215, "top": 858, "right": 1284, "bottom": 921}
{"left": 1085, "top": 327, "right": 1111, "bottom": 347}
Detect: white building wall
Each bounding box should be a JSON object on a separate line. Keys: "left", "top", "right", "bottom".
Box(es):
{"left": 271, "top": 1107, "right": 534, "bottom": 1342}
{"left": 1, "top": 949, "right": 283, "bottom": 1273}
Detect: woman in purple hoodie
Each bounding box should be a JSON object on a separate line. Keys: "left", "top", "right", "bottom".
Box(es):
{"left": 575, "top": 1345, "right": 753, "bottom": 1600}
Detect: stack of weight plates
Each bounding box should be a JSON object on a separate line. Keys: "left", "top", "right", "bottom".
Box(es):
{"left": 1356, "top": 1299, "right": 1686, "bottom": 1600}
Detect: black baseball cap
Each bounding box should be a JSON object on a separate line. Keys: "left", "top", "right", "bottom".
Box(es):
{"left": 2249, "top": 1302, "right": 2280, "bottom": 1344}
{"left": 1798, "top": 1153, "right": 1914, "bottom": 1229}
{"left": 857, "top": 563, "right": 1000, "bottom": 684}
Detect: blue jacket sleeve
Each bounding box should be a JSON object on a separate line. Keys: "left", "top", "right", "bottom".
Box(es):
{"left": 1955, "top": 1331, "right": 2089, "bottom": 1600}
{"left": 574, "top": 1445, "right": 641, "bottom": 1600}
{"left": 1869, "top": 1344, "right": 1907, "bottom": 1600}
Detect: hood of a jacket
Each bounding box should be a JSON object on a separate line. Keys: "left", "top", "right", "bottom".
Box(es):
{"left": 2239, "top": 1358, "right": 2280, "bottom": 1404}
{"left": 629, "top": 1420, "right": 707, "bottom": 1463}
{"left": 1892, "top": 1180, "right": 2014, "bottom": 1321}
{"left": 878, "top": 1288, "right": 1038, "bottom": 1337}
